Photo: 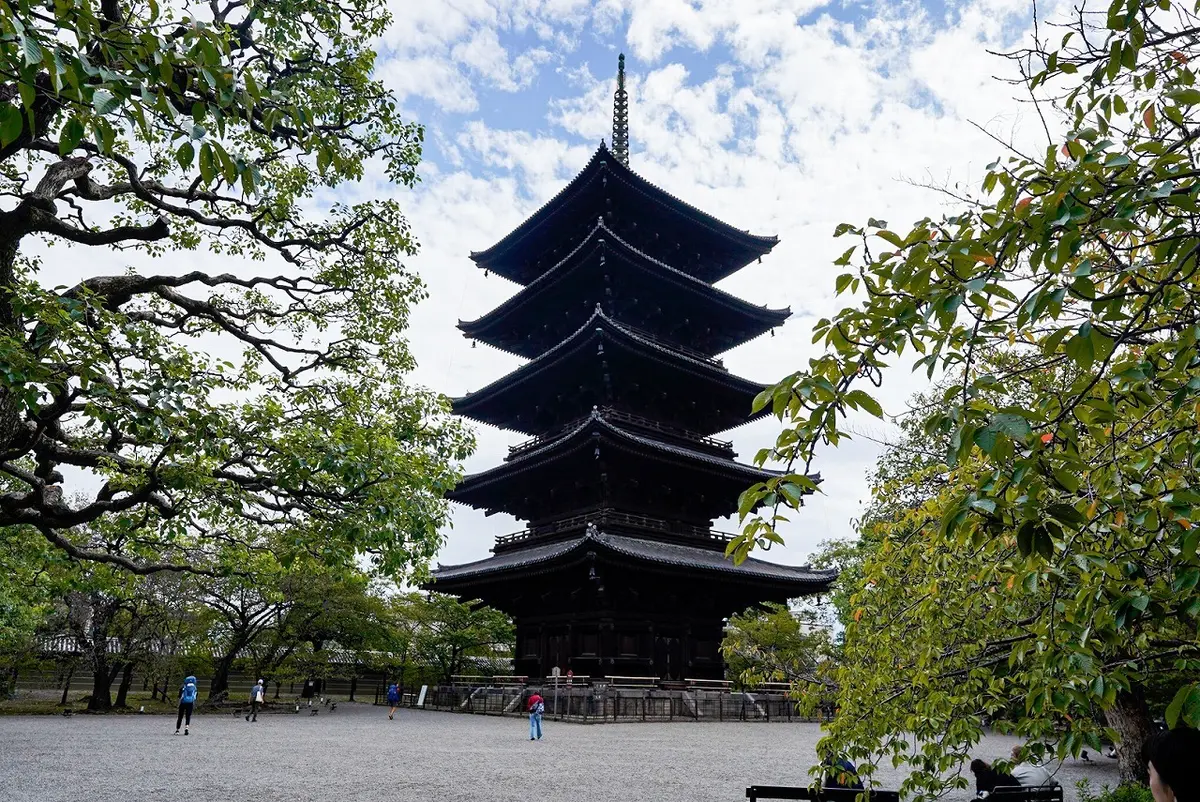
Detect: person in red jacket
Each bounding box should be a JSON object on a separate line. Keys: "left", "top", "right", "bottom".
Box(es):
{"left": 527, "top": 692, "right": 544, "bottom": 740}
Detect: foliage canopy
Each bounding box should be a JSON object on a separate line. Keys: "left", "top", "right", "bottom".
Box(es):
{"left": 0, "top": 0, "right": 471, "bottom": 577}
{"left": 733, "top": 0, "right": 1200, "bottom": 792}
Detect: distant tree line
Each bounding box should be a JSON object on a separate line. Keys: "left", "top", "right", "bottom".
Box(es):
{"left": 0, "top": 530, "right": 513, "bottom": 711}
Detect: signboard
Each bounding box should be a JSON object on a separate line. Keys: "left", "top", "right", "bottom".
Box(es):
{"left": 416, "top": 685, "right": 428, "bottom": 708}
{"left": 551, "top": 666, "right": 561, "bottom": 677}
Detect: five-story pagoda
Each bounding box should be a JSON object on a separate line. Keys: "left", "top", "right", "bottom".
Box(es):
{"left": 430, "top": 56, "right": 835, "bottom": 681}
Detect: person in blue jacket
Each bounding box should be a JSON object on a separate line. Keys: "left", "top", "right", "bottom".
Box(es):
{"left": 386, "top": 682, "right": 400, "bottom": 720}
{"left": 246, "top": 678, "right": 264, "bottom": 722}
{"left": 175, "top": 675, "right": 198, "bottom": 735}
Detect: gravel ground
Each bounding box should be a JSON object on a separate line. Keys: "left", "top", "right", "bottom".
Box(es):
{"left": 0, "top": 703, "right": 1121, "bottom": 802}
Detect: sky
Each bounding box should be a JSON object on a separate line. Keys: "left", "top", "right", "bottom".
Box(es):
{"left": 21, "top": 0, "right": 1068, "bottom": 577}
{"left": 367, "top": 0, "right": 1066, "bottom": 573}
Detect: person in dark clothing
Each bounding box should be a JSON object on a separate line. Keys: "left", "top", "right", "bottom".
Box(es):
{"left": 386, "top": 682, "right": 400, "bottom": 720}
{"left": 1145, "top": 727, "right": 1200, "bottom": 802}
{"left": 823, "top": 756, "right": 864, "bottom": 790}
{"left": 970, "top": 758, "right": 1018, "bottom": 796}
{"left": 175, "top": 675, "right": 198, "bottom": 735}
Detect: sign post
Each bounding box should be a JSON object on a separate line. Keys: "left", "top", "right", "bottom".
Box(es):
{"left": 551, "top": 666, "right": 560, "bottom": 717}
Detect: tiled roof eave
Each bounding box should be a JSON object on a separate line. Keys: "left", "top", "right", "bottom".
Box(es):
{"left": 448, "top": 412, "right": 781, "bottom": 499}
{"left": 430, "top": 529, "right": 838, "bottom": 587}
{"left": 450, "top": 307, "right": 768, "bottom": 416}
{"left": 471, "top": 144, "right": 777, "bottom": 268}
{"left": 459, "top": 222, "right": 790, "bottom": 336}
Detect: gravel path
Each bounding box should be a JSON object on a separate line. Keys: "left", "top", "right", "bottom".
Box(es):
{"left": 0, "top": 703, "right": 1121, "bottom": 802}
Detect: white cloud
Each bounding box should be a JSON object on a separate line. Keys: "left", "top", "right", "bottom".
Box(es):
{"left": 25, "top": 0, "right": 1077, "bottom": 577}
{"left": 373, "top": 0, "right": 1075, "bottom": 572}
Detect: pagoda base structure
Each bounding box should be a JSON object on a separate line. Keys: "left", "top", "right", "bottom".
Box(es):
{"left": 432, "top": 522, "right": 833, "bottom": 681}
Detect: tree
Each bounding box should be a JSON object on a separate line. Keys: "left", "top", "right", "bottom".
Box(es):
{"left": 721, "top": 602, "right": 834, "bottom": 693}
{"left": 0, "top": 0, "right": 471, "bottom": 576}
{"left": 58, "top": 567, "right": 132, "bottom": 712}
{"left": 199, "top": 554, "right": 284, "bottom": 701}
{"left": 732, "top": 0, "right": 1200, "bottom": 792}
{"left": 403, "top": 593, "right": 513, "bottom": 684}
{"left": 0, "top": 525, "right": 62, "bottom": 697}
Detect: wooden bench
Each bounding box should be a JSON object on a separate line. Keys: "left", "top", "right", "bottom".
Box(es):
{"left": 745, "top": 787, "right": 900, "bottom": 802}
{"left": 747, "top": 782, "right": 1061, "bottom": 802}
{"left": 989, "top": 787, "right": 1063, "bottom": 802}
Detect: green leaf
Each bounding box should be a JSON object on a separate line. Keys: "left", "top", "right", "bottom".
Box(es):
{"left": 92, "top": 90, "right": 121, "bottom": 116}
{"left": 989, "top": 412, "right": 1032, "bottom": 444}
{"left": 1168, "top": 88, "right": 1200, "bottom": 106}
{"left": 176, "top": 141, "right": 195, "bottom": 171}
{"left": 58, "top": 117, "right": 85, "bottom": 154}
{"left": 1065, "top": 333, "right": 1095, "bottom": 370}
{"left": 833, "top": 246, "right": 856, "bottom": 267}
{"left": 1047, "top": 504, "right": 1086, "bottom": 528}
{"left": 844, "top": 389, "right": 883, "bottom": 419}
{"left": 1051, "top": 467, "right": 1080, "bottom": 493}
{"left": 0, "top": 105, "right": 23, "bottom": 146}
{"left": 19, "top": 33, "right": 43, "bottom": 67}
{"left": 1017, "top": 521, "right": 1035, "bottom": 557}
{"left": 1033, "top": 526, "right": 1055, "bottom": 561}
{"left": 970, "top": 497, "right": 997, "bottom": 514}
{"left": 1166, "top": 684, "right": 1200, "bottom": 728}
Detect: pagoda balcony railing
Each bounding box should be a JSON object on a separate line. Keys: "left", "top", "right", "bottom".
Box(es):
{"left": 507, "top": 406, "right": 733, "bottom": 459}
{"left": 616, "top": 321, "right": 725, "bottom": 368}
{"left": 493, "top": 509, "right": 737, "bottom": 550}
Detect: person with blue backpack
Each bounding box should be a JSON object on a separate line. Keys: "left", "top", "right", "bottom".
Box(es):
{"left": 175, "top": 675, "right": 198, "bottom": 735}
{"left": 386, "top": 682, "right": 400, "bottom": 720}
{"left": 527, "top": 691, "right": 544, "bottom": 740}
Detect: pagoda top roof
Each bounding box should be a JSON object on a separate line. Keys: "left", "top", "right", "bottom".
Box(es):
{"left": 430, "top": 524, "right": 837, "bottom": 590}
{"left": 451, "top": 306, "right": 769, "bottom": 435}
{"left": 458, "top": 219, "right": 790, "bottom": 358}
{"left": 448, "top": 408, "right": 780, "bottom": 501}
{"left": 470, "top": 143, "right": 778, "bottom": 285}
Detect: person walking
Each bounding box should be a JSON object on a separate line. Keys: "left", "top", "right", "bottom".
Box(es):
{"left": 386, "top": 682, "right": 401, "bottom": 720}
{"left": 175, "top": 675, "right": 198, "bottom": 735}
{"left": 527, "top": 691, "right": 544, "bottom": 741}
{"left": 246, "top": 678, "right": 265, "bottom": 722}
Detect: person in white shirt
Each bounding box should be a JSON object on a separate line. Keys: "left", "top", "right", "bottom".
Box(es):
{"left": 1009, "top": 745, "right": 1058, "bottom": 787}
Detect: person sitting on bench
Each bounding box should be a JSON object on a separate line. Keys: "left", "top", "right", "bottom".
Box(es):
{"left": 823, "top": 756, "right": 864, "bottom": 790}
{"left": 1009, "top": 745, "right": 1058, "bottom": 787}
{"left": 970, "top": 759, "right": 1018, "bottom": 797}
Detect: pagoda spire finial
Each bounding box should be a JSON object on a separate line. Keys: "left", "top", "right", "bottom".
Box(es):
{"left": 611, "top": 53, "right": 629, "bottom": 166}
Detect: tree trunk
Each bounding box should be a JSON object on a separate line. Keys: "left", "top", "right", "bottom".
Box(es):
{"left": 87, "top": 666, "right": 116, "bottom": 712}
{"left": 60, "top": 662, "right": 74, "bottom": 705}
{"left": 207, "top": 649, "right": 240, "bottom": 700}
{"left": 1104, "top": 685, "right": 1154, "bottom": 785}
{"left": 0, "top": 664, "right": 16, "bottom": 698}
{"left": 349, "top": 674, "right": 357, "bottom": 702}
{"left": 114, "top": 663, "right": 134, "bottom": 708}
